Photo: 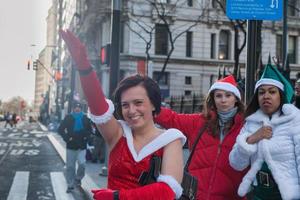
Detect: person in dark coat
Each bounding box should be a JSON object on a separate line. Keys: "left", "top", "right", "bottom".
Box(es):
{"left": 58, "top": 101, "right": 92, "bottom": 193}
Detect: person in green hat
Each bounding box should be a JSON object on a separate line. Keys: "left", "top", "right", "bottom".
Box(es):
{"left": 229, "top": 64, "right": 300, "bottom": 200}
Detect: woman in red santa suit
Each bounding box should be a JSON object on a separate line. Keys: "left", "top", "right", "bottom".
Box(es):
{"left": 155, "top": 75, "right": 248, "bottom": 200}
{"left": 60, "top": 30, "right": 186, "bottom": 200}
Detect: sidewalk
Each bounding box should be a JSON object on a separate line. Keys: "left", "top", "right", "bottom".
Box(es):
{"left": 39, "top": 123, "right": 107, "bottom": 199}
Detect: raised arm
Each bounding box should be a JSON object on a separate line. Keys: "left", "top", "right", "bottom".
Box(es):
{"left": 155, "top": 107, "right": 204, "bottom": 140}
{"left": 59, "top": 30, "right": 122, "bottom": 149}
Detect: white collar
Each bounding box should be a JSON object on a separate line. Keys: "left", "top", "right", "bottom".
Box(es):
{"left": 118, "top": 120, "right": 186, "bottom": 162}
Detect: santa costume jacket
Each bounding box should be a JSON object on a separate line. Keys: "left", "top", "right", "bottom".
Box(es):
{"left": 155, "top": 107, "right": 247, "bottom": 200}
{"left": 229, "top": 104, "right": 300, "bottom": 200}
{"left": 108, "top": 120, "right": 186, "bottom": 199}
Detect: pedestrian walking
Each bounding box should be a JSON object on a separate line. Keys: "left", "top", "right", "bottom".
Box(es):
{"left": 57, "top": 101, "right": 92, "bottom": 193}
{"left": 89, "top": 122, "right": 105, "bottom": 163}
{"left": 155, "top": 75, "right": 248, "bottom": 200}
{"left": 229, "top": 64, "right": 300, "bottom": 200}
{"left": 60, "top": 29, "right": 186, "bottom": 200}
{"left": 4, "top": 112, "right": 12, "bottom": 128}
{"left": 293, "top": 79, "right": 300, "bottom": 108}
{"left": 11, "top": 113, "right": 17, "bottom": 128}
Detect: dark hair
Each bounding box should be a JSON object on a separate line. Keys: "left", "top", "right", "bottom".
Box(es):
{"left": 202, "top": 90, "right": 245, "bottom": 137}
{"left": 245, "top": 86, "right": 284, "bottom": 118}
{"left": 113, "top": 74, "right": 161, "bottom": 120}
{"left": 72, "top": 101, "right": 82, "bottom": 109}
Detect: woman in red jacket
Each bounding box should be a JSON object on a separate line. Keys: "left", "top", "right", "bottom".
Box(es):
{"left": 60, "top": 30, "right": 186, "bottom": 200}
{"left": 155, "top": 75, "right": 248, "bottom": 200}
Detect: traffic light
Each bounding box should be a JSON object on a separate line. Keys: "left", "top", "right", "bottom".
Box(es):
{"left": 27, "top": 60, "right": 30, "bottom": 70}
{"left": 33, "top": 61, "right": 38, "bottom": 70}
{"left": 100, "top": 44, "right": 111, "bottom": 65}
{"left": 54, "top": 71, "right": 63, "bottom": 81}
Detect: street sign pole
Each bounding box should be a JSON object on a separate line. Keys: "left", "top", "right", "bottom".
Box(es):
{"left": 245, "top": 20, "right": 259, "bottom": 104}
{"left": 226, "top": 0, "right": 283, "bottom": 104}
{"left": 282, "top": 0, "right": 288, "bottom": 70}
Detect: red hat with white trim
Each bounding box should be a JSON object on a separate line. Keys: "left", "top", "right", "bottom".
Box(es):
{"left": 208, "top": 75, "right": 241, "bottom": 100}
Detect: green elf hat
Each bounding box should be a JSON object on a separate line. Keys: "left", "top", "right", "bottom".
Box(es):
{"left": 255, "top": 64, "right": 294, "bottom": 103}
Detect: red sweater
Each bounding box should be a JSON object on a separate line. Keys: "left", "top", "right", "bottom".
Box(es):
{"left": 155, "top": 107, "right": 247, "bottom": 200}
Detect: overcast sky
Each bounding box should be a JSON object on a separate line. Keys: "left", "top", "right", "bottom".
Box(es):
{"left": 0, "top": 0, "right": 52, "bottom": 103}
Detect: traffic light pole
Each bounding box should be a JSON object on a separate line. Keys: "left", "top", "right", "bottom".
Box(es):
{"left": 100, "top": 0, "right": 121, "bottom": 177}
{"left": 109, "top": 0, "right": 121, "bottom": 98}
{"left": 68, "top": 61, "right": 76, "bottom": 113}
{"left": 56, "top": 0, "right": 63, "bottom": 121}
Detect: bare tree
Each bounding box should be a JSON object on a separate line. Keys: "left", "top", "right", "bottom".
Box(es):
{"left": 124, "top": 0, "right": 209, "bottom": 83}
{"left": 214, "top": 0, "right": 247, "bottom": 80}
{"left": 1, "top": 97, "right": 27, "bottom": 116}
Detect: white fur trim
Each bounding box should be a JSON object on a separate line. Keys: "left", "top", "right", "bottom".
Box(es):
{"left": 236, "top": 133, "right": 258, "bottom": 156}
{"left": 157, "top": 174, "right": 182, "bottom": 199}
{"left": 255, "top": 78, "right": 284, "bottom": 91}
{"left": 208, "top": 82, "right": 241, "bottom": 99}
{"left": 118, "top": 120, "right": 186, "bottom": 162}
{"left": 87, "top": 99, "right": 115, "bottom": 124}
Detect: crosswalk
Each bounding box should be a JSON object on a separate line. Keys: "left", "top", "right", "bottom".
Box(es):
{"left": 7, "top": 171, "right": 29, "bottom": 200}
{"left": 3, "top": 171, "right": 75, "bottom": 200}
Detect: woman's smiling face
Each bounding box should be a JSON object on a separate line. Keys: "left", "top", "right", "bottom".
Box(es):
{"left": 120, "top": 85, "right": 155, "bottom": 130}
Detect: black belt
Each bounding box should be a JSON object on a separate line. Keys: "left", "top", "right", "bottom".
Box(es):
{"left": 256, "top": 170, "right": 276, "bottom": 187}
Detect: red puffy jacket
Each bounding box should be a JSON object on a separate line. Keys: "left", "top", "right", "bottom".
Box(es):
{"left": 155, "top": 107, "right": 247, "bottom": 200}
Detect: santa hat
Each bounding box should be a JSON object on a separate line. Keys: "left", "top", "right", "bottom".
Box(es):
{"left": 208, "top": 75, "right": 241, "bottom": 100}
{"left": 255, "top": 64, "right": 294, "bottom": 103}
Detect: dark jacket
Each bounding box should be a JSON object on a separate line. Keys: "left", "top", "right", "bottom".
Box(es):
{"left": 58, "top": 113, "right": 92, "bottom": 150}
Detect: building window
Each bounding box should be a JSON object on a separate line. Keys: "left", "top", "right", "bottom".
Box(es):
{"left": 155, "top": 24, "right": 168, "bottom": 55}
{"left": 219, "top": 30, "right": 230, "bottom": 60}
{"left": 287, "top": 0, "right": 296, "bottom": 16}
{"left": 289, "top": 35, "right": 297, "bottom": 64}
{"left": 185, "top": 76, "right": 192, "bottom": 85}
{"left": 212, "top": 0, "right": 216, "bottom": 8}
{"left": 185, "top": 90, "right": 192, "bottom": 96}
{"left": 276, "top": 35, "right": 282, "bottom": 61}
{"left": 153, "top": 71, "right": 169, "bottom": 86}
{"left": 186, "top": 31, "right": 192, "bottom": 57}
{"left": 211, "top": 33, "right": 216, "bottom": 59}
{"left": 187, "top": 0, "right": 193, "bottom": 7}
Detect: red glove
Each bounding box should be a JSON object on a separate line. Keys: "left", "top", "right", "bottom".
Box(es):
{"left": 59, "top": 29, "right": 108, "bottom": 116}
{"left": 92, "top": 189, "right": 118, "bottom": 200}
{"left": 119, "top": 182, "right": 175, "bottom": 200}
{"left": 59, "top": 29, "right": 90, "bottom": 70}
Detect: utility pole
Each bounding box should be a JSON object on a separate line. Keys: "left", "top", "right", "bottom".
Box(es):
{"left": 109, "top": 0, "right": 121, "bottom": 98}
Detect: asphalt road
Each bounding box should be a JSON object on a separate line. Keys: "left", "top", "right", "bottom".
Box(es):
{"left": 0, "top": 121, "right": 89, "bottom": 200}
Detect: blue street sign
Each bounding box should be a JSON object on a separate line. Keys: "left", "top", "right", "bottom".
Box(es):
{"left": 226, "top": 0, "right": 283, "bottom": 20}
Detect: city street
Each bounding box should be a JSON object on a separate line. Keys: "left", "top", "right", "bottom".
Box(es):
{"left": 0, "top": 121, "right": 102, "bottom": 200}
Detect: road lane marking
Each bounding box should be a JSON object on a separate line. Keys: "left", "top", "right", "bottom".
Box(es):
{"left": 47, "top": 133, "right": 98, "bottom": 199}
{"left": 50, "top": 172, "right": 75, "bottom": 200}
{"left": 7, "top": 171, "right": 29, "bottom": 200}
